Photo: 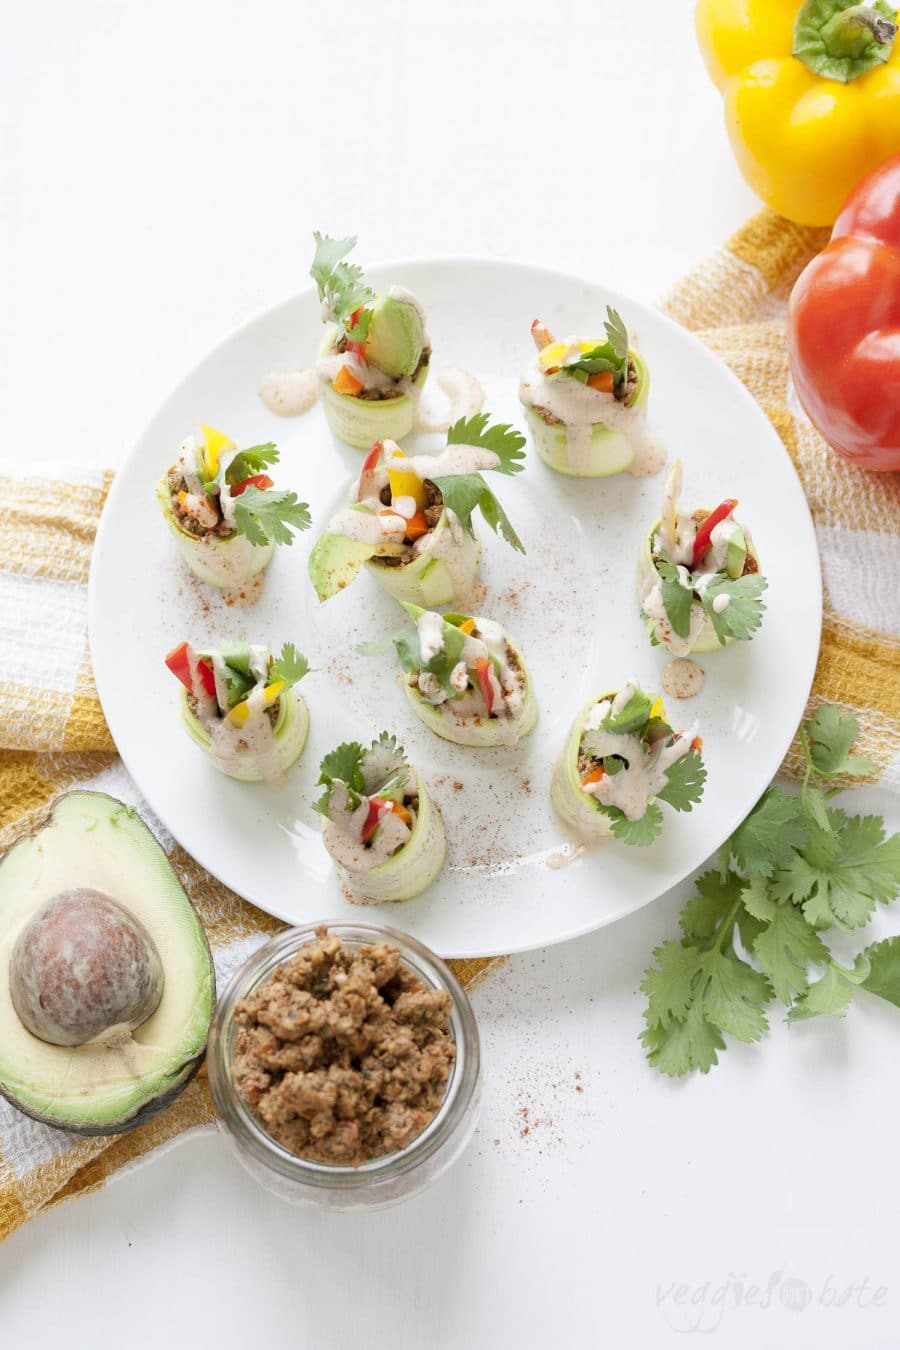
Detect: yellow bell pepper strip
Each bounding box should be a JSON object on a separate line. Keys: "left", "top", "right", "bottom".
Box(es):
{"left": 227, "top": 679, "right": 284, "bottom": 727}
{"left": 696, "top": 0, "right": 900, "bottom": 225}
{"left": 386, "top": 446, "right": 426, "bottom": 511}
{"left": 198, "top": 424, "right": 236, "bottom": 481}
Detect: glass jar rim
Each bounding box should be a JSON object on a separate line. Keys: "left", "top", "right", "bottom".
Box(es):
{"left": 207, "top": 920, "right": 480, "bottom": 1189}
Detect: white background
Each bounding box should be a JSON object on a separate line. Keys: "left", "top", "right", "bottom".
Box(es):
{"left": 3, "top": 3, "right": 899, "bottom": 1347}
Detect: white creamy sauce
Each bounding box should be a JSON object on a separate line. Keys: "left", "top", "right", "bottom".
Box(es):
{"left": 316, "top": 350, "right": 397, "bottom": 393}
{"left": 413, "top": 617, "right": 525, "bottom": 735}
{"left": 545, "top": 843, "right": 587, "bottom": 870}
{"left": 258, "top": 368, "right": 320, "bottom": 417}
{"left": 323, "top": 781, "right": 412, "bottom": 872}
{"left": 581, "top": 691, "right": 694, "bottom": 822}
{"left": 414, "top": 367, "right": 485, "bottom": 434}
{"left": 417, "top": 610, "right": 445, "bottom": 663}
{"left": 176, "top": 436, "right": 204, "bottom": 496}
{"left": 395, "top": 442, "right": 500, "bottom": 480}
{"left": 328, "top": 505, "right": 405, "bottom": 545}
{"left": 190, "top": 668, "right": 285, "bottom": 788}
{"left": 712, "top": 593, "right": 731, "bottom": 614}
{"left": 661, "top": 658, "right": 705, "bottom": 700}
{"left": 519, "top": 349, "right": 665, "bottom": 477}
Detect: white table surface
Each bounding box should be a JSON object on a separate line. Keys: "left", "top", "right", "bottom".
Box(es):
{"left": 4, "top": 3, "right": 899, "bottom": 1347}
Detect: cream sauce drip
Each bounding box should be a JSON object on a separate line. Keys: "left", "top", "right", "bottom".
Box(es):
{"left": 661, "top": 658, "right": 705, "bottom": 700}
{"left": 414, "top": 367, "right": 485, "bottom": 434}
{"left": 258, "top": 368, "right": 319, "bottom": 417}
{"left": 580, "top": 688, "right": 694, "bottom": 822}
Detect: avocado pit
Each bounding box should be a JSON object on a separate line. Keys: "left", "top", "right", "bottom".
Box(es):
{"left": 10, "top": 888, "right": 164, "bottom": 1047}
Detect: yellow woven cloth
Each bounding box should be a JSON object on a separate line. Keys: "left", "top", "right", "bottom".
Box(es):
{"left": 1, "top": 211, "right": 898, "bottom": 1244}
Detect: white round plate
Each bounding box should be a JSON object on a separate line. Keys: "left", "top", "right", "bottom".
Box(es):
{"left": 89, "top": 259, "right": 821, "bottom": 957}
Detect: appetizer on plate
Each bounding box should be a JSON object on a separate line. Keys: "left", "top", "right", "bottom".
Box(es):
{"left": 308, "top": 414, "right": 526, "bottom": 607}
{"left": 311, "top": 233, "right": 430, "bottom": 448}
{"left": 392, "top": 604, "right": 537, "bottom": 747}
{"left": 551, "top": 683, "right": 706, "bottom": 845}
{"left": 165, "top": 638, "right": 310, "bottom": 786}
{"left": 314, "top": 734, "right": 446, "bottom": 904}
{"left": 638, "top": 459, "right": 767, "bottom": 656}
{"left": 157, "top": 427, "right": 310, "bottom": 599}
{"left": 519, "top": 308, "right": 651, "bottom": 477}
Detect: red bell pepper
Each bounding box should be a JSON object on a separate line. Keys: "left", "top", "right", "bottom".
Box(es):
{"left": 357, "top": 441, "right": 383, "bottom": 501}
{"left": 231, "top": 473, "right": 273, "bottom": 497}
{"left": 346, "top": 306, "right": 368, "bottom": 357}
{"left": 361, "top": 798, "right": 387, "bottom": 845}
{"left": 789, "top": 155, "right": 900, "bottom": 472}
{"left": 691, "top": 500, "right": 738, "bottom": 570}
{"left": 165, "top": 642, "right": 215, "bottom": 696}
{"left": 475, "top": 658, "right": 495, "bottom": 716}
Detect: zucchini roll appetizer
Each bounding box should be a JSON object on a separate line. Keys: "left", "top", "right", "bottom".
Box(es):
{"left": 393, "top": 604, "right": 537, "bottom": 747}
{"left": 638, "top": 460, "right": 767, "bottom": 656}
{"left": 308, "top": 414, "right": 525, "bottom": 607}
{"left": 519, "top": 308, "right": 651, "bottom": 477}
{"left": 165, "top": 638, "right": 310, "bottom": 787}
{"left": 311, "top": 233, "right": 430, "bottom": 448}
{"left": 157, "top": 427, "right": 310, "bottom": 599}
{"left": 551, "top": 684, "right": 706, "bottom": 846}
{"left": 314, "top": 734, "right": 446, "bottom": 904}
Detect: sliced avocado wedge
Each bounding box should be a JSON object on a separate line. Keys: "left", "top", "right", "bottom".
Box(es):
{"left": 309, "top": 527, "right": 405, "bottom": 602}
{"left": 0, "top": 792, "right": 215, "bottom": 1135}
{"left": 726, "top": 526, "right": 747, "bottom": 580}
{"left": 365, "top": 294, "right": 424, "bottom": 379}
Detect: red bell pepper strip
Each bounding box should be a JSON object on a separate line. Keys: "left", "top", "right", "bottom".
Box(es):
{"left": 165, "top": 642, "right": 215, "bottom": 696}
{"left": 691, "top": 499, "right": 737, "bottom": 570}
{"left": 357, "top": 441, "right": 383, "bottom": 501}
{"left": 475, "top": 658, "right": 495, "bottom": 716}
{"left": 789, "top": 154, "right": 900, "bottom": 472}
{"left": 361, "top": 798, "right": 388, "bottom": 845}
{"left": 230, "top": 473, "right": 273, "bottom": 497}
{"left": 346, "top": 306, "right": 367, "bottom": 357}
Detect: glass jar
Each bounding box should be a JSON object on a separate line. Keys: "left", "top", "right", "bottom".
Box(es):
{"left": 207, "top": 921, "right": 481, "bottom": 1210}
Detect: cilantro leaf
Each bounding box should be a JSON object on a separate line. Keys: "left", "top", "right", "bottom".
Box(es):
{"left": 313, "top": 740, "right": 365, "bottom": 814}
{"left": 598, "top": 688, "right": 653, "bottom": 736}
{"left": 730, "top": 787, "right": 809, "bottom": 878}
{"left": 788, "top": 954, "right": 871, "bottom": 1022}
{"left": 656, "top": 750, "right": 706, "bottom": 813}
{"left": 226, "top": 442, "right": 279, "bottom": 484}
{"left": 393, "top": 608, "right": 467, "bottom": 694}
{"left": 700, "top": 572, "right": 768, "bottom": 644}
{"left": 776, "top": 811, "right": 900, "bottom": 932}
{"left": 805, "top": 704, "right": 877, "bottom": 779}
{"left": 655, "top": 560, "right": 694, "bottom": 640}
{"left": 641, "top": 998, "right": 725, "bottom": 1078}
{"left": 860, "top": 936, "right": 900, "bottom": 1009}
{"left": 681, "top": 870, "right": 743, "bottom": 946}
{"left": 431, "top": 473, "right": 525, "bottom": 553}
{"left": 269, "top": 643, "right": 309, "bottom": 689}
{"left": 446, "top": 414, "right": 526, "bottom": 475}
{"left": 233, "top": 487, "right": 312, "bottom": 547}
{"left": 361, "top": 732, "right": 408, "bottom": 797}
{"left": 310, "top": 231, "right": 374, "bottom": 340}
{"left": 750, "top": 893, "right": 829, "bottom": 1003}
{"left": 641, "top": 941, "right": 704, "bottom": 1028}
{"left": 601, "top": 801, "right": 664, "bottom": 847}
{"left": 702, "top": 950, "right": 772, "bottom": 1042}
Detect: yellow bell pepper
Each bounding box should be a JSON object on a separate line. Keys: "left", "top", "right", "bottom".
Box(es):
{"left": 386, "top": 446, "right": 426, "bottom": 510}
{"left": 227, "top": 679, "right": 284, "bottom": 728}
{"left": 696, "top": 0, "right": 900, "bottom": 225}
{"left": 198, "top": 423, "right": 236, "bottom": 480}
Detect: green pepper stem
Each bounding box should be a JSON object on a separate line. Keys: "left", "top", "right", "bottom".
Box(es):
{"left": 821, "top": 3, "right": 897, "bottom": 52}
{"left": 794, "top": 0, "right": 898, "bottom": 82}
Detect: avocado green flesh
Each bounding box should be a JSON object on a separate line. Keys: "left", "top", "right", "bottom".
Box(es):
{"left": 0, "top": 792, "right": 215, "bottom": 1134}
{"left": 365, "top": 295, "right": 425, "bottom": 379}
{"left": 308, "top": 528, "right": 405, "bottom": 602}
{"left": 726, "top": 527, "right": 747, "bottom": 580}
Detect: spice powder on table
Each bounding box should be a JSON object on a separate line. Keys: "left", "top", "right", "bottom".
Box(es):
{"left": 232, "top": 928, "right": 455, "bottom": 1166}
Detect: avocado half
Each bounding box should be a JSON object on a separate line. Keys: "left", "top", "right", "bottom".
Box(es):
{"left": 0, "top": 792, "right": 215, "bottom": 1135}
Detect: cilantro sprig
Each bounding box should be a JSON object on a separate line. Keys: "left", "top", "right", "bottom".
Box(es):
{"left": 393, "top": 605, "right": 468, "bottom": 696}
{"left": 649, "top": 558, "right": 768, "bottom": 646}
{"left": 310, "top": 232, "right": 374, "bottom": 344}
{"left": 313, "top": 732, "right": 408, "bottom": 815}
{"left": 269, "top": 643, "right": 310, "bottom": 690}
{"left": 431, "top": 415, "right": 527, "bottom": 554}
{"left": 641, "top": 705, "right": 900, "bottom": 1077}
{"left": 554, "top": 307, "right": 630, "bottom": 395}
{"left": 233, "top": 487, "right": 312, "bottom": 548}
{"left": 226, "top": 442, "right": 279, "bottom": 485}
